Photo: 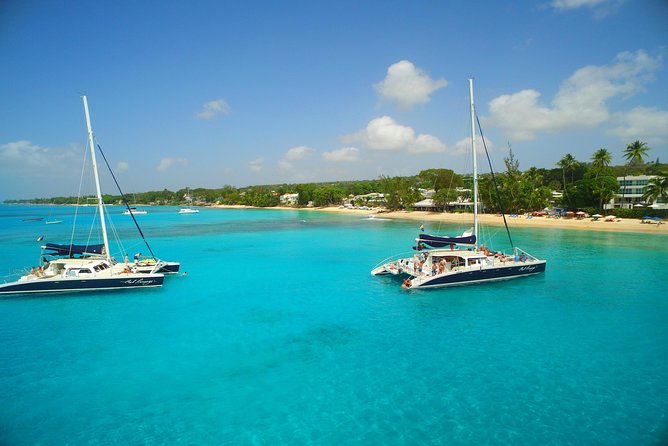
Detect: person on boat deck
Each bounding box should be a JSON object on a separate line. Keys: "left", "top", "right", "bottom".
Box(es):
{"left": 30, "top": 267, "right": 36, "bottom": 275}
{"left": 37, "top": 266, "right": 43, "bottom": 276}
{"left": 134, "top": 253, "right": 141, "bottom": 265}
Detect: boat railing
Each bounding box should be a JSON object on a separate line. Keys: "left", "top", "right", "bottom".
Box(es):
{"left": 514, "top": 247, "right": 541, "bottom": 261}
{"left": 370, "top": 251, "right": 416, "bottom": 270}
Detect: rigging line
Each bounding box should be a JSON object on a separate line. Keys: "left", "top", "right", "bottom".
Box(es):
{"left": 475, "top": 113, "right": 515, "bottom": 250}
{"left": 69, "top": 139, "right": 91, "bottom": 254}
{"left": 95, "top": 143, "right": 157, "bottom": 260}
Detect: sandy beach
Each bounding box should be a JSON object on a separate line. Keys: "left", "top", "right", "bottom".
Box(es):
{"left": 213, "top": 204, "right": 667, "bottom": 235}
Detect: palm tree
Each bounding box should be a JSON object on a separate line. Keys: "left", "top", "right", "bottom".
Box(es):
{"left": 623, "top": 140, "right": 651, "bottom": 166}
{"left": 557, "top": 154, "right": 578, "bottom": 208}
{"left": 621, "top": 141, "right": 652, "bottom": 208}
{"left": 643, "top": 176, "right": 668, "bottom": 206}
{"left": 591, "top": 148, "right": 612, "bottom": 177}
{"left": 557, "top": 154, "right": 576, "bottom": 190}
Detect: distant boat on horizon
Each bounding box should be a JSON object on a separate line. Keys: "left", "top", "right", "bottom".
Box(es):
{"left": 123, "top": 207, "right": 148, "bottom": 216}
{"left": 179, "top": 187, "right": 199, "bottom": 214}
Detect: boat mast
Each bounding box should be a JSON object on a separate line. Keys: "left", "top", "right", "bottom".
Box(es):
{"left": 82, "top": 96, "right": 111, "bottom": 261}
{"left": 469, "top": 78, "right": 478, "bottom": 245}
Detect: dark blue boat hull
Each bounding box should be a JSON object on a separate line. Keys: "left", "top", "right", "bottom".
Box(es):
{"left": 0, "top": 275, "right": 163, "bottom": 295}
{"left": 414, "top": 262, "right": 546, "bottom": 288}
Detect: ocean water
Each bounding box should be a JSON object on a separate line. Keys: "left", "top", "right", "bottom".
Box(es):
{"left": 0, "top": 204, "right": 667, "bottom": 445}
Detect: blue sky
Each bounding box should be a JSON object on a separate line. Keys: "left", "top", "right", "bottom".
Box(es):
{"left": 1, "top": 0, "right": 667, "bottom": 200}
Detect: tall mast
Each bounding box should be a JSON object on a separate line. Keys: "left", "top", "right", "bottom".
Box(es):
{"left": 82, "top": 96, "right": 111, "bottom": 261}
{"left": 469, "top": 78, "right": 478, "bottom": 245}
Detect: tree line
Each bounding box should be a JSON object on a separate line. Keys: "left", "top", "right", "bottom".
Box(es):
{"left": 5, "top": 141, "right": 667, "bottom": 215}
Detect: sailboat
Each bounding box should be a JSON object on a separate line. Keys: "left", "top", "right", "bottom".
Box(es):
{"left": 178, "top": 187, "right": 199, "bottom": 214}
{"left": 122, "top": 194, "right": 148, "bottom": 215}
{"left": 370, "top": 79, "right": 546, "bottom": 289}
{"left": 0, "top": 97, "right": 165, "bottom": 295}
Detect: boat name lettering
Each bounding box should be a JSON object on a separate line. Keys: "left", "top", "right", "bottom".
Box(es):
{"left": 122, "top": 278, "right": 156, "bottom": 286}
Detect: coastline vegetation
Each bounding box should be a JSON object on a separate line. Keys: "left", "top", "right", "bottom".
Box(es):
{"left": 5, "top": 145, "right": 667, "bottom": 218}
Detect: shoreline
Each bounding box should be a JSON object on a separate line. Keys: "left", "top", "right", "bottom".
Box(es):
{"left": 212, "top": 204, "right": 667, "bottom": 235}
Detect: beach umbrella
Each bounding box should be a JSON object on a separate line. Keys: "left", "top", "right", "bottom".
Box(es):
{"left": 592, "top": 214, "right": 602, "bottom": 218}
{"left": 643, "top": 215, "right": 652, "bottom": 219}
{"left": 634, "top": 204, "right": 644, "bottom": 207}
{"left": 652, "top": 216, "right": 662, "bottom": 221}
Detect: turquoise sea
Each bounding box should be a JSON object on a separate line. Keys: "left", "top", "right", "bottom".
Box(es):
{"left": 1, "top": 204, "right": 667, "bottom": 445}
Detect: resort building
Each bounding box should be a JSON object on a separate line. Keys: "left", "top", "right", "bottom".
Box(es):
{"left": 605, "top": 175, "right": 666, "bottom": 209}
{"left": 280, "top": 193, "right": 299, "bottom": 206}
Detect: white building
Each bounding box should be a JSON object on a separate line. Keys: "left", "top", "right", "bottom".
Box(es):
{"left": 606, "top": 175, "right": 666, "bottom": 209}
{"left": 280, "top": 193, "right": 299, "bottom": 206}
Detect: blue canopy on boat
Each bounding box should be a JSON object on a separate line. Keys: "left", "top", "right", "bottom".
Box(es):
{"left": 43, "top": 243, "right": 105, "bottom": 256}
{"left": 417, "top": 233, "right": 477, "bottom": 248}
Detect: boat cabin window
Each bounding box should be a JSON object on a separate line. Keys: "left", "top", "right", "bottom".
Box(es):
{"left": 79, "top": 268, "right": 92, "bottom": 274}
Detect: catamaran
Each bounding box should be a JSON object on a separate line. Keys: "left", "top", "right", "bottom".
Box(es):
{"left": 0, "top": 97, "right": 166, "bottom": 295}
{"left": 371, "top": 79, "right": 546, "bottom": 289}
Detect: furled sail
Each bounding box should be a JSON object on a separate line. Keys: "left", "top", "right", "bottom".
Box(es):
{"left": 43, "top": 243, "right": 105, "bottom": 256}
{"left": 417, "top": 232, "right": 476, "bottom": 248}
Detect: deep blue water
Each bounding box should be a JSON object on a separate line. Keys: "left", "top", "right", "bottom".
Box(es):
{"left": 1, "top": 205, "right": 667, "bottom": 445}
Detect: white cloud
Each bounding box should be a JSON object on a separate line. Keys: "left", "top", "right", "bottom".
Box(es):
{"left": 374, "top": 60, "right": 447, "bottom": 111}
{"left": 116, "top": 161, "right": 129, "bottom": 173}
{"left": 279, "top": 145, "right": 315, "bottom": 170}
{"left": 322, "top": 147, "right": 361, "bottom": 163}
{"left": 345, "top": 116, "right": 447, "bottom": 154}
{"left": 248, "top": 157, "right": 264, "bottom": 173}
{"left": 283, "top": 145, "right": 314, "bottom": 161}
{"left": 0, "top": 140, "right": 50, "bottom": 167}
{"left": 197, "top": 99, "right": 231, "bottom": 120}
{"left": 0, "top": 140, "right": 82, "bottom": 172}
{"left": 486, "top": 50, "right": 661, "bottom": 141}
{"left": 609, "top": 106, "right": 668, "bottom": 145}
{"left": 0, "top": 141, "right": 84, "bottom": 198}
{"left": 551, "top": 0, "right": 608, "bottom": 10}
{"left": 452, "top": 136, "right": 495, "bottom": 156}
{"left": 156, "top": 157, "right": 188, "bottom": 172}
{"left": 550, "top": 0, "right": 622, "bottom": 18}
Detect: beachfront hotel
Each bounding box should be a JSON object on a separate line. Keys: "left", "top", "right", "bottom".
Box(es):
{"left": 606, "top": 175, "right": 667, "bottom": 210}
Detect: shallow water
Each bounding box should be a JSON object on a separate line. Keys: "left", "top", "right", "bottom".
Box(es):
{"left": 1, "top": 205, "right": 667, "bottom": 445}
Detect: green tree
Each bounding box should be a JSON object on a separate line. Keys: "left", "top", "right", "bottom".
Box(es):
{"left": 591, "top": 148, "right": 612, "bottom": 177}
{"left": 557, "top": 153, "right": 579, "bottom": 208}
{"left": 643, "top": 176, "right": 668, "bottom": 205}
{"left": 432, "top": 188, "right": 458, "bottom": 211}
{"left": 623, "top": 140, "right": 651, "bottom": 166}
{"left": 591, "top": 175, "right": 619, "bottom": 210}
{"left": 416, "top": 168, "right": 462, "bottom": 191}
{"left": 379, "top": 175, "right": 420, "bottom": 210}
